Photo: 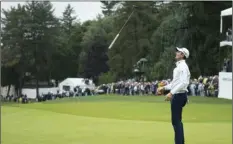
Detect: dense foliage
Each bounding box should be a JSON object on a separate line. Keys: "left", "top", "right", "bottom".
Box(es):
{"left": 1, "top": 1, "right": 231, "bottom": 96}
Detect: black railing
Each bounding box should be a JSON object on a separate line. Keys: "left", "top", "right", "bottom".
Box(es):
{"left": 222, "top": 59, "right": 232, "bottom": 72}
{"left": 221, "top": 29, "right": 232, "bottom": 42}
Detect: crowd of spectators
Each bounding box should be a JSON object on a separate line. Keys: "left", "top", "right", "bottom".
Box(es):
{"left": 1, "top": 75, "right": 219, "bottom": 104}
{"left": 1, "top": 88, "right": 94, "bottom": 104}
{"left": 2, "top": 94, "right": 30, "bottom": 104}
{"left": 97, "top": 75, "right": 219, "bottom": 97}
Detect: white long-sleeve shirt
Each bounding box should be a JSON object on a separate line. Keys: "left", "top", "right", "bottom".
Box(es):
{"left": 164, "top": 60, "right": 190, "bottom": 94}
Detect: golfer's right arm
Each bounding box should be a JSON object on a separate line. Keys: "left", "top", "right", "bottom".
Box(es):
{"left": 164, "top": 83, "right": 172, "bottom": 90}
{"left": 157, "top": 82, "right": 172, "bottom": 93}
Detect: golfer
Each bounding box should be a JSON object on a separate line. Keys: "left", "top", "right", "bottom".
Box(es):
{"left": 157, "top": 47, "right": 190, "bottom": 144}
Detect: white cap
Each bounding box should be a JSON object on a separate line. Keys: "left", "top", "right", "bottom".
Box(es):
{"left": 176, "top": 47, "right": 190, "bottom": 58}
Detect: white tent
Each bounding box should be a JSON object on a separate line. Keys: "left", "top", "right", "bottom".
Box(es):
{"left": 59, "top": 78, "right": 95, "bottom": 92}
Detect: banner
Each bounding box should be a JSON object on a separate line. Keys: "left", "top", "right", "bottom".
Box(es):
{"left": 218, "top": 72, "right": 232, "bottom": 100}
{"left": 22, "top": 87, "right": 58, "bottom": 99}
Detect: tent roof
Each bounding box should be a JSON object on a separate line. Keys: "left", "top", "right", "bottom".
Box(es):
{"left": 60, "top": 78, "right": 87, "bottom": 86}
{"left": 221, "top": 7, "right": 232, "bottom": 17}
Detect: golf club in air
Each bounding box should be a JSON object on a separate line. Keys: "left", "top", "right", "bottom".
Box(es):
{"left": 108, "top": 6, "right": 136, "bottom": 49}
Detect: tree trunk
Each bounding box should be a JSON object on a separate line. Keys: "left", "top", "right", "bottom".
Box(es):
{"left": 14, "top": 86, "right": 18, "bottom": 97}
{"left": 36, "top": 75, "right": 39, "bottom": 98}
{"left": 55, "top": 79, "right": 58, "bottom": 87}
{"left": 47, "top": 79, "right": 50, "bottom": 86}
{"left": 48, "top": 70, "right": 52, "bottom": 86}
{"left": 7, "top": 85, "right": 11, "bottom": 96}
{"left": 18, "top": 76, "right": 23, "bottom": 97}
{"left": 35, "top": 42, "right": 40, "bottom": 97}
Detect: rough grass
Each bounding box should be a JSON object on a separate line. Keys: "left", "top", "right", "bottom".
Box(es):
{"left": 2, "top": 95, "right": 232, "bottom": 144}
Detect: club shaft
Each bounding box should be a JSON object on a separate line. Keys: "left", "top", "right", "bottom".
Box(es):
{"left": 118, "top": 10, "right": 135, "bottom": 34}
{"left": 108, "top": 34, "right": 119, "bottom": 49}
{"left": 108, "top": 9, "right": 135, "bottom": 49}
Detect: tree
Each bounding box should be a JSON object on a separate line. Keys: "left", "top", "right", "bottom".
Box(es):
{"left": 101, "top": 1, "right": 120, "bottom": 16}
{"left": 51, "top": 4, "right": 83, "bottom": 82}
{"left": 176, "top": 2, "right": 232, "bottom": 77}
{"left": 61, "top": 4, "right": 77, "bottom": 34}
{"left": 148, "top": 1, "right": 232, "bottom": 79}
{"left": 108, "top": 1, "right": 159, "bottom": 79}
{"left": 80, "top": 18, "right": 112, "bottom": 83}
{"left": 98, "top": 71, "right": 116, "bottom": 84}
{"left": 1, "top": 4, "right": 30, "bottom": 96}
{"left": 25, "top": 1, "right": 59, "bottom": 96}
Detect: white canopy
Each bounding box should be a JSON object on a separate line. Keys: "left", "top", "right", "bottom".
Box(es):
{"left": 221, "top": 7, "right": 232, "bottom": 17}
{"left": 59, "top": 78, "right": 95, "bottom": 92}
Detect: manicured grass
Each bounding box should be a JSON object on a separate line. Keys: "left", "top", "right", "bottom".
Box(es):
{"left": 2, "top": 95, "right": 232, "bottom": 144}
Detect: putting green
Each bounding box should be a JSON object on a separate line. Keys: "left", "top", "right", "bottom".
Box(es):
{"left": 2, "top": 95, "right": 232, "bottom": 144}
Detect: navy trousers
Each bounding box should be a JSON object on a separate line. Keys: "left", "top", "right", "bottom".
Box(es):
{"left": 171, "top": 93, "right": 188, "bottom": 144}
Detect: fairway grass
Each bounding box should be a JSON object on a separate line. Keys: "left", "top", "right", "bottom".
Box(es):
{"left": 2, "top": 95, "right": 232, "bottom": 144}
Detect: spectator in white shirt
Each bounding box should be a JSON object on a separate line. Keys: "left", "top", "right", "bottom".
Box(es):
{"left": 198, "top": 81, "right": 205, "bottom": 96}
{"left": 190, "top": 81, "right": 196, "bottom": 96}
{"left": 134, "top": 85, "right": 138, "bottom": 94}
{"left": 140, "top": 84, "right": 144, "bottom": 95}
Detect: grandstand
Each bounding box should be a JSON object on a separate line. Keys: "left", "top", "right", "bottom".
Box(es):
{"left": 218, "top": 7, "right": 232, "bottom": 100}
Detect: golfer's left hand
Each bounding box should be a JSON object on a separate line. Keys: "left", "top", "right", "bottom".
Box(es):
{"left": 165, "top": 93, "right": 172, "bottom": 101}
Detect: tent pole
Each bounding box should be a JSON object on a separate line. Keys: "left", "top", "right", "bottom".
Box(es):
{"left": 220, "top": 16, "right": 223, "bottom": 33}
